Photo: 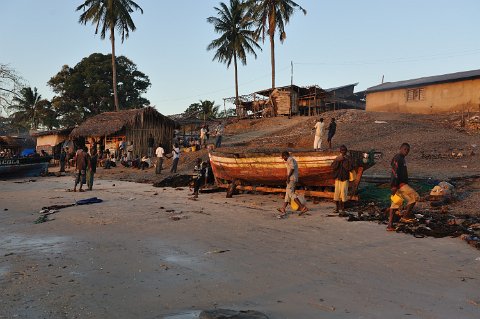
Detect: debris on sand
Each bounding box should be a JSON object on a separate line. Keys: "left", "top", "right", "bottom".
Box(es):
{"left": 199, "top": 309, "right": 268, "bottom": 319}
{"left": 169, "top": 215, "right": 188, "bottom": 221}
{"left": 154, "top": 174, "right": 192, "bottom": 188}
{"left": 205, "top": 249, "right": 230, "bottom": 255}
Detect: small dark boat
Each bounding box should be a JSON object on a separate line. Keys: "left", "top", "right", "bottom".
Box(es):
{"left": 0, "top": 156, "right": 52, "bottom": 177}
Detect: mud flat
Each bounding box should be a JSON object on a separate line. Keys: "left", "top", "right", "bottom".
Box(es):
{"left": 1, "top": 176, "right": 479, "bottom": 318}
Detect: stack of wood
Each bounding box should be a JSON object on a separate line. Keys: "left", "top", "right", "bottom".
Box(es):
{"left": 271, "top": 89, "right": 292, "bottom": 115}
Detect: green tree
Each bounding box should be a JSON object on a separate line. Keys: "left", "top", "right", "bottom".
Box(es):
{"left": 249, "top": 0, "right": 306, "bottom": 89}
{"left": 76, "top": 0, "right": 143, "bottom": 111}
{"left": 184, "top": 100, "right": 221, "bottom": 120}
{"left": 48, "top": 53, "right": 150, "bottom": 126}
{"left": 9, "top": 87, "right": 56, "bottom": 130}
{"left": 207, "top": 0, "right": 261, "bottom": 116}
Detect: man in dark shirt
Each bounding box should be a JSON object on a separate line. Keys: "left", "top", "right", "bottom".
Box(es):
{"left": 73, "top": 147, "right": 87, "bottom": 192}
{"left": 331, "top": 145, "right": 353, "bottom": 214}
{"left": 387, "top": 143, "right": 420, "bottom": 231}
{"left": 327, "top": 118, "right": 336, "bottom": 149}
{"left": 87, "top": 150, "right": 98, "bottom": 191}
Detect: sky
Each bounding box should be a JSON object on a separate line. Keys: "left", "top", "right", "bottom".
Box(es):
{"left": 1, "top": 0, "right": 480, "bottom": 116}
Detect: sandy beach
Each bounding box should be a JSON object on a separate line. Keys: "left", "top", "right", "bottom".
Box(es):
{"left": 1, "top": 176, "right": 479, "bottom": 319}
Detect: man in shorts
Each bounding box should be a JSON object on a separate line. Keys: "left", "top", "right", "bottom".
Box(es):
{"left": 331, "top": 145, "right": 353, "bottom": 215}
{"left": 277, "top": 151, "right": 308, "bottom": 218}
{"left": 387, "top": 143, "right": 420, "bottom": 231}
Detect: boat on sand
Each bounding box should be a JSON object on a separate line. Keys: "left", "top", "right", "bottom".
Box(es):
{"left": 208, "top": 149, "right": 376, "bottom": 199}
{"left": 0, "top": 156, "right": 51, "bottom": 178}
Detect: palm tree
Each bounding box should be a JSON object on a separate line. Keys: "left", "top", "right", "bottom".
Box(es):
{"left": 207, "top": 0, "right": 261, "bottom": 116}
{"left": 249, "top": 0, "right": 306, "bottom": 89}
{"left": 76, "top": 0, "right": 143, "bottom": 112}
{"left": 9, "top": 87, "right": 44, "bottom": 129}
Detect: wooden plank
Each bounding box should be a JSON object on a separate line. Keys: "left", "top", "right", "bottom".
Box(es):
{"left": 217, "top": 183, "right": 359, "bottom": 200}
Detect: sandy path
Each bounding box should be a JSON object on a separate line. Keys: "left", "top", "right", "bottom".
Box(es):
{"left": 1, "top": 176, "right": 479, "bottom": 319}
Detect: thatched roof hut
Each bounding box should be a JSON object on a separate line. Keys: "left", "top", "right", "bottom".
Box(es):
{"left": 70, "top": 107, "right": 176, "bottom": 156}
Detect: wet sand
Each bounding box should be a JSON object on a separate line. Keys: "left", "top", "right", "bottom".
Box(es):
{"left": 1, "top": 176, "right": 479, "bottom": 319}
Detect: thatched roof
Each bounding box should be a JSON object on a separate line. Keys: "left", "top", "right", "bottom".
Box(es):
{"left": 70, "top": 107, "right": 176, "bottom": 138}
{"left": 0, "top": 136, "right": 25, "bottom": 148}
{"left": 31, "top": 127, "right": 73, "bottom": 137}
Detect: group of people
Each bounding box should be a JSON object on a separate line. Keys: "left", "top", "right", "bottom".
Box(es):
{"left": 198, "top": 123, "right": 225, "bottom": 149}
{"left": 279, "top": 142, "right": 419, "bottom": 232}
{"left": 312, "top": 117, "right": 337, "bottom": 150}
{"left": 72, "top": 146, "right": 98, "bottom": 192}
{"left": 154, "top": 142, "right": 181, "bottom": 174}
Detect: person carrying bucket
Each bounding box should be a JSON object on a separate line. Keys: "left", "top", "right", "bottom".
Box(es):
{"left": 277, "top": 151, "right": 308, "bottom": 218}
{"left": 387, "top": 143, "right": 420, "bottom": 231}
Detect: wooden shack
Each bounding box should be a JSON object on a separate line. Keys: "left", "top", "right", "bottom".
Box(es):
{"left": 31, "top": 128, "right": 73, "bottom": 155}
{"left": 70, "top": 107, "right": 176, "bottom": 156}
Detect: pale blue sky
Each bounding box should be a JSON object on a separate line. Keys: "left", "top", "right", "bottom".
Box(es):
{"left": 1, "top": 0, "right": 480, "bottom": 116}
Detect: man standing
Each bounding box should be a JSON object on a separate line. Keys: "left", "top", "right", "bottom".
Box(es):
{"left": 59, "top": 148, "right": 66, "bottom": 173}
{"left": 73, "top": 147, "right": 87, "bottom": 192}
{"left": 200, "top": 126, "right": 207, "bottom": 148}
{"left": 86, "top": 150, "right": 98, "bottom": 191}
{"left": 215, "top": 123, "right": 224, "bottom": 148}
{"left": 331, "top": 145, "right": 353, "bottom": 215}
{"left": 277, "top": 151, "right": 308, "bottom": 218}
{"left": 170, "top": 143, "right": 180, "bottom": 173}
{"left": 155, "top": 144, "right": 165, "bottom": 174}
{"left": 387, "top": 143, "right": 420, "bottom": 231}
{"left": 192, "top": 158, "right": 206, "bottom": 198}
{"left": 313, "top": 118, "right": 325, "bottom": 150}
{"left": 327, "top": 118, "right": 337, "bottom": 149}
{"left": 119, "top": 137, "right": 126, "bottom": 159}
{"left": 147, "top": 134, "right": 154, "bottom": 158}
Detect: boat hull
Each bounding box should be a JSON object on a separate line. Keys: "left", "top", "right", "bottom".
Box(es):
{"left": 208, "top": 149, "right": 374, "bottom": 199}
{"left": 0, "top": 157, "right": 51, "bottom": 178}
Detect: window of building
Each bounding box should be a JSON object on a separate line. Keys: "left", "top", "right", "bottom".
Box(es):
{"left": 406, "top": 88, "right": 425, "bottom": 101}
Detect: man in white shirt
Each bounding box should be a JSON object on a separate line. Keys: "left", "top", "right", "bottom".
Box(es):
{"left": 200, "top": 126, "right": 207, "bottom": 148}
{"left": 155, "top": 144, "right": 165, "bottom": 174}
{"left": 277, "top": 151, "right": 308, "bottom": 218}
{"left": 313, "top": 117, "right": 325, "bottom": 151}
{"left": 170, "top": 143, "right": 180, "bottom": 173}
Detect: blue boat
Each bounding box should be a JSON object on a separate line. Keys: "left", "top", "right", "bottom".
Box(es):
{"left": 0, "top": 156, "right": 51, "bottom": 178}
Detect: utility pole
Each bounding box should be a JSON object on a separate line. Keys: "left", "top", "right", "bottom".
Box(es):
{"left": 291, "top": 61, "right": 294, "bottom": 86}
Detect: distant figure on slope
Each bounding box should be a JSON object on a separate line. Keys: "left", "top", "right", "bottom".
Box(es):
{"left": 312, "top": 117, "right": 325, "bottom": 150}
{"left": 327, "top": 118, "right": 336, "bottom": 149}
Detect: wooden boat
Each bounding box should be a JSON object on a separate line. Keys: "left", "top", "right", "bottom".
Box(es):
{"left": 208, "top": 149, "right": 376, "bottom": 199}
{"left": 0, "top": 156, "right": 51, "bottom": 178}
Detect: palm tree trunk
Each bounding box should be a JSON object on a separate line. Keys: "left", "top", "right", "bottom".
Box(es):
{"left": 270, "top": 32, "right": 275, "bottom": 89}
{"left": 234, "top": 54, "right": 240, "bottom": 117}
{"left": 110, "top": 26, "right": 120, "bottom": 112}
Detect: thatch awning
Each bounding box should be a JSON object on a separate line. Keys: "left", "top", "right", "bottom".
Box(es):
{"left": 31, "top": 127, "right": 73, "bottom": 137}
{"left": 70, "top": 107, "right": 176, "bottom": 138}
{"left": 0, "top": 136, "right": 24, "bottom": 148}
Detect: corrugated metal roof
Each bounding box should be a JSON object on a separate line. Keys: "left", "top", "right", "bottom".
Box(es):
{"left": 366, "top": 69, "right": 480, "bottom": 93}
